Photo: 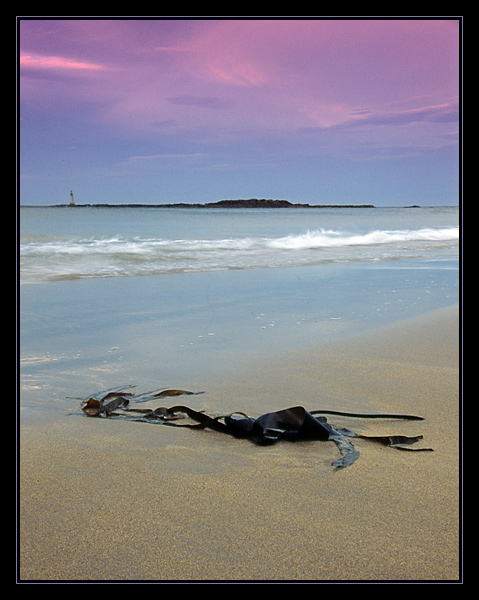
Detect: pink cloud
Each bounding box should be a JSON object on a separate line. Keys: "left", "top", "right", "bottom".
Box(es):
{"left": 157, "top": 19, "right": 459, "bottom": 131}
{"left": 20, "top": 53, "right": 107, "bottom": 71}
{"left": 177, "top": 19, "right": 458, "bottom": 91}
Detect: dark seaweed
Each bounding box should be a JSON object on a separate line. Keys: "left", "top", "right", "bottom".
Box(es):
{"left": 80, "top": 388, "right": 433, "bottom": 471}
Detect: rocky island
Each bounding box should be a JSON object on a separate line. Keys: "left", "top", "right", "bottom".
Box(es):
{"left": 50, "top": 198, "right": 375, "bottom": 208}
{"left": 200, "top": 199, "right": 376, "bottom": 208}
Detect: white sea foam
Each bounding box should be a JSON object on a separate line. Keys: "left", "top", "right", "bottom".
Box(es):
{"left": 19, "top": 208, "right": 459, "bottom": 283}
{"left": 267, "top": 227, "right": 459, "bottom": 250}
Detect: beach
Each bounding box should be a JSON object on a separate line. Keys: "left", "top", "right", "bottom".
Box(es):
{"left": 19, "top": 304, "right": 460, "bottom": 582}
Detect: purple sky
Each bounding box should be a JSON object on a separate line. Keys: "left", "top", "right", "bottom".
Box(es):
{"left": 19, "top": 18, "right": 460, "bottom": 206}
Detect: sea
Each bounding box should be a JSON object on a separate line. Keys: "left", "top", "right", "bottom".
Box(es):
{"left": 19, "top": 205, "right": 460, "bottom": 420}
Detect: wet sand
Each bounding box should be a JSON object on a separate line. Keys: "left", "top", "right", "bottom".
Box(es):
{"left": 19, "top": 305, "right": 460, "bottom": 581}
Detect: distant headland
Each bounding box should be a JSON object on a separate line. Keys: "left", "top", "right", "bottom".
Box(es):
{"left": 46, "top": 198, "right": 376, "bottom": 209}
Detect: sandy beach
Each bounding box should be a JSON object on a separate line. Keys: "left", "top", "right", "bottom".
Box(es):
{"left": 19, "top": 304, "right": 460, "bottom": 582}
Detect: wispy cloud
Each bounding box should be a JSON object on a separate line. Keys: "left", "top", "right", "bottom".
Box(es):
{"left": 20, "top": 53, "right": 107, "bottom": 72}
{"left": 298, "top": 101, "right": 459, "bottom": 134}
{"left": 108, "top": 152, "right": 208, "bottom": 177}
{"left": 166, "top": 95, "right": 230, "bottom": 110}
{"left": 353, "top": 102, "right": 459, "bottom": 127}
{"left": 127, "top": 153, "right": 207, "bottom": 161}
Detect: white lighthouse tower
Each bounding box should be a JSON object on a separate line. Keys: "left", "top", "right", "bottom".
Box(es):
{"left": 69, "top": 190, "right": 75, "bottom": 206}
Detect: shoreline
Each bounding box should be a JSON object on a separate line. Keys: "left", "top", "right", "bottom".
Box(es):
{"left": 19, "top": 304, "right": 460, "bottom": 581}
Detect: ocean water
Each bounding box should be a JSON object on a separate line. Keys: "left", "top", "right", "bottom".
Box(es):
{"left": 19, "top": 206, "right": 459, "bottom": 418}
{"left": 20, "top": 206, "right": 458, "bottom": 283}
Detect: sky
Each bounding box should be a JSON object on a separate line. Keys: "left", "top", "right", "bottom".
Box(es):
{"left": 18, "top": 17, "right": 461, "bottom": 206}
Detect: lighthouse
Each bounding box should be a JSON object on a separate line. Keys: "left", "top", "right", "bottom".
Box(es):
{"left": 69, "top": 190, "right": 75, "bottom": 206}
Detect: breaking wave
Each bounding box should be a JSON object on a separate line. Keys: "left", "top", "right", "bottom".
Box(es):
{"left": 266, "top": 226, "right": 458, "bottom": 249}
{"left": 20, "top": 226, "right": 459, "bottom": 283}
